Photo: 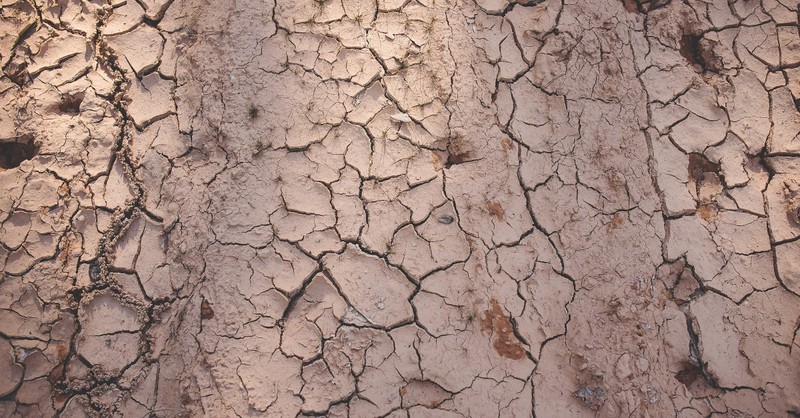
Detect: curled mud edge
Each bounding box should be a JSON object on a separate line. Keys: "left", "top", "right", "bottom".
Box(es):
{"left": 1, "top": 0, "right": 799, "bottom": 416}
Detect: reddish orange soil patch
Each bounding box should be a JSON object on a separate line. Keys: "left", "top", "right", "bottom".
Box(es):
{"left": 480, "top": 299, "right": 526, "bottom": 360}
{"left": 485, "top": 201, "right": 505, "bottom": 221}
{"left": 697, "top": 202, "right": 718, "bottom": 222}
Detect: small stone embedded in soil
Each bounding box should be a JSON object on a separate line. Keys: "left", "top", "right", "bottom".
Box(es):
{"left": 390, "top": 113, "right": 412, "bottom": 123}
{"left": 574, "top": 386, "right": 606, "bottom": 411}
{"left": 437, "top": 214, "right": 454, "bottom": 224}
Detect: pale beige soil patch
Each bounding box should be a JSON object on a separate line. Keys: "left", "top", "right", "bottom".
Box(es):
{"left": 1, "top": 0, "right": 799, "bottom": 416}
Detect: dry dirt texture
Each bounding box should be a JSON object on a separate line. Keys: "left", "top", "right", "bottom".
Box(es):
{"left": 1, "top": 0, "right": 800, "bottom": 416}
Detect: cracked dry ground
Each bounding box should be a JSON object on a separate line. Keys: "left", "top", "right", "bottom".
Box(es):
{"left": 2, "top": 0, "right": 800, "bottom": 417}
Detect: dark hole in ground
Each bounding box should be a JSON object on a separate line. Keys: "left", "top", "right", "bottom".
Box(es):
{"left": 0, "top": 136, "right": 38, "bottom": 169}
{"left": 679, "top": 34, "right": 723, "bottom": 73}
{"left": 58, "top": 93, "right": 84, "bottom": 114}
{"left": 679, "top": 34, "right": 704, "bottom": 69}
{"left": 620, "top": 0, "right": 670, "bottom": 13}
{"left": 675, "top": 361, "right": 703, "bottom": 386}
{"left": 687, "top": 153, "right": 719, "bottom": 184}
{"left": 444, "top": 134, "right": 474, "bottom": 168}
{"left": 445, "top": 152, "right": 472, "bottom": 168}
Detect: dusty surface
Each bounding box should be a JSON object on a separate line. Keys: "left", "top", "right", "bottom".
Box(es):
{"left": 1, "top": 0, "right": 799, "bottom": 416}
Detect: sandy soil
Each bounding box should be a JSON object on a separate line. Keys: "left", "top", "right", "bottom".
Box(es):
{"left": 1, "top": 0, "right": 799, "bottom": 416}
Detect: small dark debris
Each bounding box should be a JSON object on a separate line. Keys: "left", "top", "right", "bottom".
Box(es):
{"left": 88, "top": 261, "right": 101, "bottom": 282}
{"left": 248, "top": 105, "right": 260, "bottom": 120}
{"left": 437, "top": 215, "right": 454, "bottom": 224}
{"left": 0, "top": 136, "right": 39, "bottom": 169}
{"left": 574, "top": 386, "right": 606, "bottom": 411}
{"left": 200, "top": 299, "right": 214, "bottom": 320}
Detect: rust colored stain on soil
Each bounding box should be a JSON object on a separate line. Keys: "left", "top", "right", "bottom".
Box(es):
{"left": 480, "top": 299, "right": 526, "bottom": 360}
{"left": 485, "top": 201, "right": 505, "bottom": 221}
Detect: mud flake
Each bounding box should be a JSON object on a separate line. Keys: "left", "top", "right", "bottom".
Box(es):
{"left": 323, "top": 245, "right": 414, "bottom": 328}
{"left": 0, "top": 338, "right": 24, "bottom": 397}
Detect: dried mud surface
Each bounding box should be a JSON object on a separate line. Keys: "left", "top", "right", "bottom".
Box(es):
{"left": 1, "top": 0, "right": 800, "bottom": 416}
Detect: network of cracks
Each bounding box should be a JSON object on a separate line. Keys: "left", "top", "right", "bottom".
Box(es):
{"left": 1, "top": 0, "right": 799, "bottom": 416}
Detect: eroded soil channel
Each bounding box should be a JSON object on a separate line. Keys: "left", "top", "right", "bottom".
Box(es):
{"left": 1, "top": 0, "right": 799, "bottom": 416}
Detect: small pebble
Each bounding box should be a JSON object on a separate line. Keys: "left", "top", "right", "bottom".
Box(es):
{"left": 390, "top": 113, "right": 412, "bottom": 123}
{"left": 437, "top": 215, "right": 454, "bottom": 224}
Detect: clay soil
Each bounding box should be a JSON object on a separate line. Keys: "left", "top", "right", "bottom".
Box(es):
{"left": 1, "top": 0, "right": 800, "bottom": 416}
